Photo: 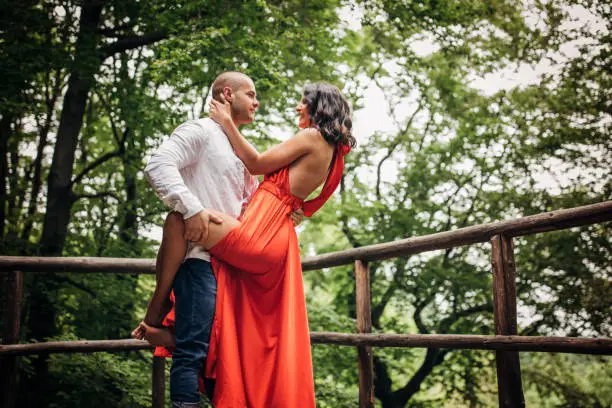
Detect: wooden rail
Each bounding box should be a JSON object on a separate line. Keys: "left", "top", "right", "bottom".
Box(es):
{"left": 2, "top": 334, "right": 611, "bottom": 356}
{"left": 491, "top": 235, "right": 524, "bottom": 407}
{"left": 355, "top": 260, "right": 374, "bottom": 408}
{"left": 2, "top": 200, "right": 611, "bottom": 408}
{"left": 300, "top": 200, "right": 612, "bottom": 270}
{"left": 2, "top": 201, "right": 610, "bottom": 274}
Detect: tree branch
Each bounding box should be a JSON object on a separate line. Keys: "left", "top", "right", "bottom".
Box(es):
{"left": 340, "top": 213, "right": 362, "bottom": 248}
{"left": 384, "top": 301, "right": 490, "bottom": 404}
{"left": 95, "top": 90, "right": 121, "bottom": 145}
{"left": 373, "top": 355, "right": 395, "bottom": 406}
{"left": 372, "top": 280, "right": 398, "bottom": 329}
{"left": 71, "top": 191, "right": 121, "bottom": 203}
{"left": 416, "top": 112, "right": 433, "bottom": 154}
{"left": 96, "top": 212, "right": 120, "bottom": 257}
{"left": 52, "top": 275, "right": 97, "bottom": 298}
{"left": 522, "top": 369, "right": 601, "bottom": 405}
{"left": 100, "top": 31, "right": 168, "bottom": 59}
{"left": 395, "top": 348, "right": 440, "bottom": 403}
{"left": 439, "top": 303, "right": 492, "bottom": 333}
{"left": 520, "top": 318, "right": 545, "bottom": 336}
{"left": 71, "top": 149, "right": 122, "bottom": 187}
{"left": 375, "top": 140, "right": 401, "bottom": 201}
{"left": 339, "top": 175, "right": 362, "bottom": 248}
{"left": 413, "top": 298, "right": 432, "bottom": 335}
{"left": 98, "top": 22, "right": 137, "bottom": 37}
{"left": 121, "top": 127, "right": 130, "bottom": 147}
{"left": 372, "top": 258, "right": 408, "bottom": 328}
{"left": 442, "top": 169, "right": 494, "bottom": 260}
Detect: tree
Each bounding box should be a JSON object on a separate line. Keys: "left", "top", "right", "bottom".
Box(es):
{"left": 3, "top": 0, "right": 610, "bottom": 405}
{"left": 301, "top": 0, "right": 611, "bottom": 406}
{"left": 3, "top": 1, "right": 358, "bottom": 406}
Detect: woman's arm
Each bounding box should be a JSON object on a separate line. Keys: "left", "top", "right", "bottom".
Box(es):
{"left": 210, "top": 99, "right": 315, "bottom": 175}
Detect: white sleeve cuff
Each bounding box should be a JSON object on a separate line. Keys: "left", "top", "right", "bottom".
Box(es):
{"left": 183, "top": 202, "right": 205, "bottom": 219}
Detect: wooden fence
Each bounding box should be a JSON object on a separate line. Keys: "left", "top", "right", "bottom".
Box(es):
{"left": 2, "top": 200, "right": 612, "bottom": 408}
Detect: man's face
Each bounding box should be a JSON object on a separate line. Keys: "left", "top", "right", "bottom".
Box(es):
{"left": 228, "top": 79, "right": 259, "bottom": 125}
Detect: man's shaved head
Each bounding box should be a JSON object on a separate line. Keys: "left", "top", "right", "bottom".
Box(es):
{"left": 210, "top": 71, "right": 259, "bottom": 125}
{"left": 211, "top": 71, "right": 252, "bottom": 102}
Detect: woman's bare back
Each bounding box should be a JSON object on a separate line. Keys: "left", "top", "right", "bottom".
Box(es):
{"left": 193, "top": 129, "right": 337, "bottom": 252}
{"left": 287, "top": 129, "right": 335, "bottom": 200}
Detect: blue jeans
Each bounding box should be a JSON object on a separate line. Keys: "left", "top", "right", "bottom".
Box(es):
{"left": 170, "top": 258, "right": 217, "bottom": 405}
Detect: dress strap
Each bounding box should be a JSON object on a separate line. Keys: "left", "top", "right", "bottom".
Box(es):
{"left": 302, "top": 143, "right": 351, "bottom": 217}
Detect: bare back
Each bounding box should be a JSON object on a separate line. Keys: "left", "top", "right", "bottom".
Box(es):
{"left": 287, "top": 130, "right": 335, "bottom": 200}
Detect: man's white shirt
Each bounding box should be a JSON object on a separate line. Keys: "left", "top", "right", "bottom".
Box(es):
{"left": 145, "top": 118, "right": 258, "bottom": 261}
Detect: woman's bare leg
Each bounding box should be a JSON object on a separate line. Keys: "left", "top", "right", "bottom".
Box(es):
{"left": 197, "top": 209, "right": 241, "bottom": 250}
{"left": 132, "top": 212, "right": 187, "bottom": 339}
{"left": 133, "top": 209, "right": 240, "bottom": 345}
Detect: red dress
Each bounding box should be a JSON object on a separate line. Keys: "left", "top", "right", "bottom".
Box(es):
{"left": 155, "top": 143, "right": 351, "bottom": 408}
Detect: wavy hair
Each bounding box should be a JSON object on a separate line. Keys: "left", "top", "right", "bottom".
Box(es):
{"left": 302, "top": 83, "right": 356, "bottom": 148}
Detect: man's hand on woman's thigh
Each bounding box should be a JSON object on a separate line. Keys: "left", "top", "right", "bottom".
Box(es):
{"left": 184, "top": 210, "right": 223, "bottom": 243}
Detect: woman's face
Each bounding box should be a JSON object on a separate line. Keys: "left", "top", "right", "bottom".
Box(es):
{"left": 296, "top": 97, "right": 311, "bottom": 129}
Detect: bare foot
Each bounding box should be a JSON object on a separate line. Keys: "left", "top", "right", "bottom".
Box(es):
{"left": 131, "top": 322, "right": 147, "bottom": 340}
{"left": 141, "top": 322, "right": 175, "bottom": 347}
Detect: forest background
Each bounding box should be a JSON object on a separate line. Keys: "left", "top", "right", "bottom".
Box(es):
{"left": 0, "top": 0, "right": 610, "bottom": 407}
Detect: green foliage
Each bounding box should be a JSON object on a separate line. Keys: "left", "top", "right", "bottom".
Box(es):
{"left": 522, "top": 353, "right": 612, "bottom": 407}
{"left": 4, "top": 0, "right": 357, "bottom": 406}
{"left": 3, "top": 0, "right": 611, "bottom": 406}
{"left": 308, "top": 300, "right": 361, "bottom": 407}
{"left": 301, "top": 0, "right": 611, "bottom": 406}
{"left": 44, "top": 348, "right": 152, "bottom": 408}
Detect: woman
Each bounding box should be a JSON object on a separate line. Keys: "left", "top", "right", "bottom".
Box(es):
{"left": 136, "top": 82, "right": 354, "bottom": 407}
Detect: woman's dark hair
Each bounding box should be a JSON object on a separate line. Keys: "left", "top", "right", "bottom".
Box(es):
{"left": 302, "top": 82, "right": 356, "bottom": 148}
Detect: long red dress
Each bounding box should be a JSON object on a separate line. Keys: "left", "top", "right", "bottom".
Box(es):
{"left": 155, "top": 143, "right": 351, "bottom": 408}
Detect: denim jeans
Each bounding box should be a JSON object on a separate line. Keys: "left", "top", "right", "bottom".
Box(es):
{"left": 170, "top": 258, "right": 217, "bottom": 405}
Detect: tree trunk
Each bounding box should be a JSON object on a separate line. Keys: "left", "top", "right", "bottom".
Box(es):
{"left": 120, "top": 130, "right": 137, "bottom": 249}
{"left": 0, "top": 115, "right": 11, "bottom": 247}
{"left": 25, "top": 2, "right": 104, "bottom": 406}
{"left": 374, "top": 348, "right": 446, "bottom": 408}
{"left": 5, "top": 125, "right": 24, "bottom": 247}
{"left": 39, "top": 1, "right": 103, "bottom": 256}
{"left": 115, "top": 131, "right": 140, "bottom": 337}
{"left": 20, "top": 71, "right": 62, "bottom": 249}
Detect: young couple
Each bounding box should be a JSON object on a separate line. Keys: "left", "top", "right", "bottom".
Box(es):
{"left": 132, "top": 71, "right": 355, "bottom": 407}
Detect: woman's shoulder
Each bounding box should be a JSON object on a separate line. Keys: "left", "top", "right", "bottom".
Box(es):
{"left": 295, "top": 127, "right": 325, "bottom": 144}
{"left": 294, "top": 128, "right": 334, "bottom": 162}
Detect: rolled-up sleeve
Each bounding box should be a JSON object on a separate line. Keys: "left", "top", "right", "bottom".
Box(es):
{"left": 145, "top": 121, "right": 208, "bottom": 219}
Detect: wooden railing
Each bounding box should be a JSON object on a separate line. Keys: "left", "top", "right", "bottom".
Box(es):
{"left": 2, "top": 200, "right": 612, "bottom": 408}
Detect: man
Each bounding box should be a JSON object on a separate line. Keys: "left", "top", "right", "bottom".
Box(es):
{"left": 141, "top": 71, "right": 301, "bottom": 408}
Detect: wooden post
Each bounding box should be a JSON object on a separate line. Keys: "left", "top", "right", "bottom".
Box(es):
{"left": 1, "top": 270, "right": 23, "bottom": 408}
{"left": 355, "top": 260, "right": 374, "bottom": 408}
{"left": 491, "top": 236, "right": 525, "bottom": 408}
{"left": 152, "top": 355, "right": 165, "bottom": 408}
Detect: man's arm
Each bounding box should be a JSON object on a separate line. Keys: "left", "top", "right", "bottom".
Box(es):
{"left": 145, "top": 121, "right": 221, "bottom": 241}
